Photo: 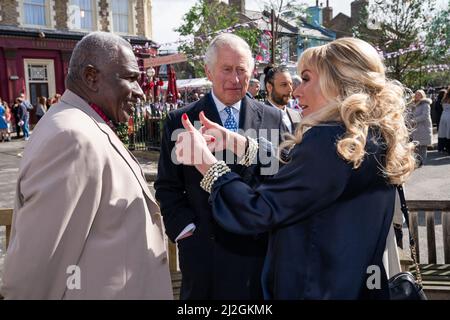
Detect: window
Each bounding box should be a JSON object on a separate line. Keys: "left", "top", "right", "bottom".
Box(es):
{"left": 28, "top": 65, "right": 48, "bottom": 81}
{"left": 69, "top": 0, "right": 95, "bottom": 30}
{"left": 112, "top": 0, "right": 130, "bottom": 33}
{"left": 24, "top": 0, "right": 47, "bottom": 26}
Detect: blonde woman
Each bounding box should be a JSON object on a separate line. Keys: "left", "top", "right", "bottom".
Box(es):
{"left": 410, "top": 89, "right": 433, "bottom": 166}
{"left": 175, "top": 38, "right": 416, "bottom": 299}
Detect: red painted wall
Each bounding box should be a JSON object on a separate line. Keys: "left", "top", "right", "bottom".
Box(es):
{"left": 0, "top": 49, "right": 8, "bottom": 103}
{"left": 0, "top": 37, "right": 76, "bottom": 105}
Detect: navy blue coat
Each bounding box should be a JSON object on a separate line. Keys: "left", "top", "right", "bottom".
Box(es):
{"left": 155, "top": 93, "right": 287, "bottom": 299}
{"left": 210, "top": 124, "right": 395, "bottom": 299}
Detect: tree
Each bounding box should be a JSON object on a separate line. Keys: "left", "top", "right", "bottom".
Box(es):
{"left": 418, "top": 1, "right": 450, "bottom": 89}
{"left": 259, "top": 0, "right": 307, "bottom": 64}
{"left": 175, "top": 0, "right": 260, "bottom": 77}
{"left": 354, "top": 0, "right": 440, "bottom": 88}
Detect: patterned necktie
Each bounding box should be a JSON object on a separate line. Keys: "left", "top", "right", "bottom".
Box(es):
{"left": 224, "top": 107, "right": 238, "bottom": 132}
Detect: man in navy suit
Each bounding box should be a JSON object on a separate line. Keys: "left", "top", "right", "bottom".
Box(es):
{"left": 155, "top": 33, "right": 287, "bottom": 300}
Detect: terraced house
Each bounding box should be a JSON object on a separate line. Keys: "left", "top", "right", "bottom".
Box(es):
{"left": 0, "top": 0, "right": 157, "bottom": 124}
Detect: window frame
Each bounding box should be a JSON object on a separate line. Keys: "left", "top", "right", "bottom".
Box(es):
{"left": 110, "top": 0, "right": 135, "bottom": 35}
{"left": 22, "top": 0, "right": 51, "bottom": 28}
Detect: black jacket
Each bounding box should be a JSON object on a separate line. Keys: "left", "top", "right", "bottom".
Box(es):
{"left": 211, "top": 124, "right": 394, "bottom": 299}
{"left": 155, "top": 93, "right": 287, "bottom": 299}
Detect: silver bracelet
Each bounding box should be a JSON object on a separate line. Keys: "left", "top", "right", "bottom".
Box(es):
{"left": 238, "top": 136, "right": 259, "bottom": 167}
{"left": 200, "top": 161, "right": 231, "bottom": 193}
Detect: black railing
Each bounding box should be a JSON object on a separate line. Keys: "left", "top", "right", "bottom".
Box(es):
{"left": 118, "top": 103, "right": 178, "bottom": 151}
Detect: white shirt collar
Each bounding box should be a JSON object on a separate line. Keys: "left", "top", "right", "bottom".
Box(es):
{"left": 211, "top": 89, "right": 242, "bottom": 113}
{"left": 267, "top": 99, "right": 287, "bottom": 113}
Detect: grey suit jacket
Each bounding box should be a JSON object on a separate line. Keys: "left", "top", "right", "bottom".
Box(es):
{"left": 1, "top": 90, "right": 173, "bottom": 299}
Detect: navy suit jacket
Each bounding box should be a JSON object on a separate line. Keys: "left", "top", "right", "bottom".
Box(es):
{"left": 210, "top": 124, "right": 395, "bottom": 299}
{"left": 155, "top": 93, "right": 287, "bottom": 299}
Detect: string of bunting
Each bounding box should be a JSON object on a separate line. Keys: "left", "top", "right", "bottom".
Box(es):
{"left": 375, "top": 39, "right": 448, "bottom": 59}
{"left": 408, "top": 64, "right": 450, "bottom": 73}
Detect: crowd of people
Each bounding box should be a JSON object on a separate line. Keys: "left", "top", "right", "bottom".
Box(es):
{"left": 0, "top": 93, "right": 62, "bottom": 142}
{"left": 0, "top": 30, "right": 449, "bottom": 300}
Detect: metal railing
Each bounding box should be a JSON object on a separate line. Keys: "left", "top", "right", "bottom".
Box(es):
{"left": 119, "top": 103, "right": 179, "bottom": 151}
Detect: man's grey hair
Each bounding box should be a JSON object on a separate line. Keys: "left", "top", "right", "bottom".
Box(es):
{"left": 249, "top": 78, "right": 260, "bottom": 86}
{"left": 67, "top": 31, "right": 132, "bottom": 82}
{"left": 292, "top": 75, "right": 302, "bottom": 89}
{"left": 204, "top": 33, "right": 254, "bottom": 71}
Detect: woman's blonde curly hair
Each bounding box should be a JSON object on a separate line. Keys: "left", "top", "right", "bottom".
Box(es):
{"left": 281, "top": 37, "right": 416, "bottom": 185}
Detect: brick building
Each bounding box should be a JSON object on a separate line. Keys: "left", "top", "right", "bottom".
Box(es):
{"left": 0, "top": 0, "right": 157, "bottom": 123}
{"left": 322, "top": 0, "right": 369, "bottom": 38}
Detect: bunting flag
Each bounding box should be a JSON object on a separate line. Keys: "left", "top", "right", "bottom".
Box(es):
{"left": 264, "top": 30, "right": 273, "bottom": 38}
{"left": 408, "top": 64, "right": 450, "bottom": 73}
{"left": 382, "top": 39, "right": 447, "bottom": 59}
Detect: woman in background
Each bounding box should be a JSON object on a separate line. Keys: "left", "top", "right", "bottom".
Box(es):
{"left": 438, "top": 87, "right": 450, "bottom": 153}
{"left": 410, "top": 89, "right": 433, "bottom": 167}
{"left": 35, "top": 96, "right": 47, "bottom": 122}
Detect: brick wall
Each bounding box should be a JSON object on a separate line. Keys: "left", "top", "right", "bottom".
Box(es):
{"left": 1, "top": 0, "right": 19, "bottom": 26}
{"left": 98, "top": 0, "right": 110, "bottom": 31}
{"left": 54, "top": 0, "right": 68, "bottom": 30}
{"left": 135, "top": 0, "right": 145, "bottom": 37}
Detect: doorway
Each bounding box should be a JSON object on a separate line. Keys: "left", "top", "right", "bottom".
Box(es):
{"left": 23, "top": 59, "right": 55, "bottom": 124}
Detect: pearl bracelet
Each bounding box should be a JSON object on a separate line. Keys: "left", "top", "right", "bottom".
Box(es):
{"left": 238, "top": 136, "right": 259, "bottom": 167}
{"left": 200, "top": 161, "right": 231, "bottom": 193}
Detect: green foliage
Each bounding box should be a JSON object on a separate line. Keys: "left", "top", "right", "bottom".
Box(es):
{"left": 353, "top": 0, "right": 449, "bottom": 89}
{"left": 116, "top": 123, "right": 129, "bottom": 145}
{"left": 425, "top": 2, "right": 450, "bottom": 62}
{"left": 176, "top": 0, "right": 261, "bottom": 77}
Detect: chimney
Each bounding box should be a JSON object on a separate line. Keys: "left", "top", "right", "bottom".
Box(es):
{"left": 316, "top": 0, "right": 319, "bottom": 6}
{"left": 322, "top": 0, "right": 333, "bottom": 27}
{"left": 229, "top": 0, "right": 245, "bottom": 14}
{"left": 351, "top": 0, "right": 368, "bottom": 25}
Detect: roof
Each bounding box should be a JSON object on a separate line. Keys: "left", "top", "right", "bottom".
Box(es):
{"left": 162, "top": 78, "right": 212, "bottom": 90}
{"left": 0, "top": 24, "right": 159, "bottom": 47}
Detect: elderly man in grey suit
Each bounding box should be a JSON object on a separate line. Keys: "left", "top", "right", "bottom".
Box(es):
{"left": 1, "top": 32, "right": 173, "bottom": 299}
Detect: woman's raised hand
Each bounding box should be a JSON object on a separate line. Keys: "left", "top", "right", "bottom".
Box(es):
{"left": 175, "top": 113, "right": 217, "bottom": 175}
{"left": 199, "top": 111, "right": 247, "bottom": 157}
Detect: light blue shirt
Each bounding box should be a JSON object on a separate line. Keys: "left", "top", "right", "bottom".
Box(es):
{"left": 211, "top": 90, "right": 241, "bottom": 127}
